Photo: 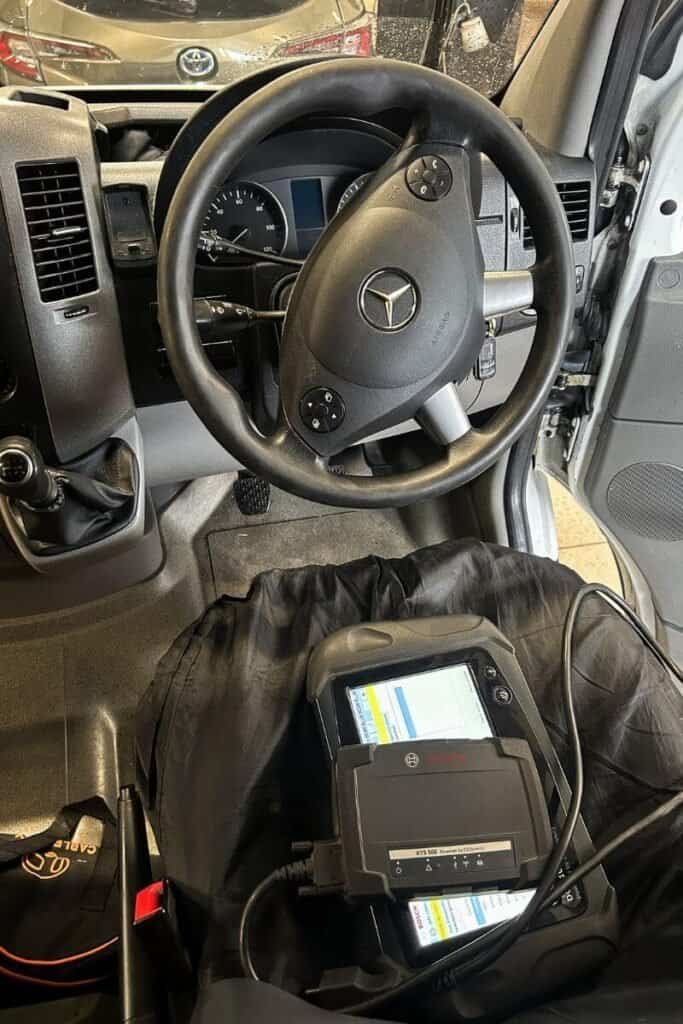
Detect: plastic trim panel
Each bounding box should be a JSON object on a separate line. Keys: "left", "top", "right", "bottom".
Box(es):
{"left": 0, "top": 88, "right": 134, "bottom": 462}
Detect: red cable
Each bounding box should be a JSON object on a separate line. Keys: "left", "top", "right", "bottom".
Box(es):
{"left": 0, "top": 961, "right": 107, "bottom": 989}
{"left": 0, "top": 938, "right": 117, "bottom": 967}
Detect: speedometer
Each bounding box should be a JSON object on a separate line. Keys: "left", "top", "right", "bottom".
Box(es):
{"left": 201, "top": 181, "right": 287, "bottom": 257}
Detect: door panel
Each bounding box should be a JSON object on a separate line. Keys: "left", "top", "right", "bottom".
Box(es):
{"left": 580, "top": 258, "right": 683, "bottom": 663}
{"left": 566, "top": 31, "right": 683, "bottom": 664}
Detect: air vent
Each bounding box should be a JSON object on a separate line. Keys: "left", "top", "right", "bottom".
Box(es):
{"left": 17, "top": 161, "right": 97, "bottom": 302}
{"left": 523, "top": 180, "right": 591, "bottom": 249}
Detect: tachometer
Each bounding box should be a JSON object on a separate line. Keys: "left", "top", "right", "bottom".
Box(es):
{"left": 201, "top": 181, "right": 287, "bottom": 257}
{"left": 336, "top": 172, "right": 374, "bottom": 214}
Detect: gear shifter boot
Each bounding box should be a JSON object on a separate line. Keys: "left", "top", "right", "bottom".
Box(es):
{"left": 12, "top": 439, "right": 137, "bottom": 555}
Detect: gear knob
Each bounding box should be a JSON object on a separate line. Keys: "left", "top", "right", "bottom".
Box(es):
{"left": 0, "top": 436, "right": 60, "bottom": 508}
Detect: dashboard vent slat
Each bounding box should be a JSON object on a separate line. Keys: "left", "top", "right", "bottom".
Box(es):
{"left": 24, "top": 199, "right": 87, "bottom": 213}
{"left": 21, "top": 187, "right": 83, "bottom": 201}
{"left": 32, "top": 238, "right": 92, "bottom": 256}
{"left": 19, "top": 172, "right": 80, "bottom": 185}
{"left": 522, "top": 180, "right": 591, "bottom": 249}
{"left": 17, "top": 161, "right": 97, "bottom": 303}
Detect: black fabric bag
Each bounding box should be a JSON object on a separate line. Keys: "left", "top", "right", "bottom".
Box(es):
{"left": 0, "top": 797, "right": 119, "bottom": 989}
{"left": 136, "top": 540, "right": 683, "bottom": 986}
{"left": 189, "top": 925, "right": 683, "bottom": 1024}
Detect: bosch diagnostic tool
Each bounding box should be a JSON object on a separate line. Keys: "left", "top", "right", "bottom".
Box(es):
{"left": 302, "top": 616, "right": 618, "bottom": 1016}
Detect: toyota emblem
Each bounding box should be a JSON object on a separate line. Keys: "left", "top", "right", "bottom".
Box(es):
{"left": 359, "top": 269, "right": 418, "bottom": 332}
{"left": 177, "top": 46, "right": 217, "bottom": 80}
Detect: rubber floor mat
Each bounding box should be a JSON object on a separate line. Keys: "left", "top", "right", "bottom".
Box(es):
{"left": 207, "top": 509, "right": 416, "bottom": 597}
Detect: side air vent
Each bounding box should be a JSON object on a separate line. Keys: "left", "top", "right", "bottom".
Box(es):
{"left": 17, "top": 161, "right": 97, "bottom": 302}
{"left": 523, "top": 180, "right": 591, "bottom": 249}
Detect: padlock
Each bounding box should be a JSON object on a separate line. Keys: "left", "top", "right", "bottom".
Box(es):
{"left": 455, "top": 3, "right": 490, "bottom": 53}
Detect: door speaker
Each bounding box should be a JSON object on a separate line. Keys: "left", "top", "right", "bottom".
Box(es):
{"left": 606, "top": 462, "right": 683, "bottom": 541}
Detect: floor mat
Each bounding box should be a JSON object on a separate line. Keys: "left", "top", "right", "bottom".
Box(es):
{"left": 207, "top": 509, "right": 417, "bottom": 597}
{"left": 203, "top": 479, "right": 481, "bottom": 597}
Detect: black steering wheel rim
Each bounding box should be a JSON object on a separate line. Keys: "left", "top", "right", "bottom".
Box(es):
{"left": 158, "top": 58, "right": 575, "bottom": 509}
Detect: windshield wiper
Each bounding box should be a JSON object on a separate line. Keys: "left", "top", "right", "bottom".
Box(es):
{"left": 421, "top": 0, "right": 456, "bottom": 68}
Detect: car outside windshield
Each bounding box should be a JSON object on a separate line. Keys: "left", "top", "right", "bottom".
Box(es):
{"left": 0, "top": 0, "right": 556, "bottom": 95}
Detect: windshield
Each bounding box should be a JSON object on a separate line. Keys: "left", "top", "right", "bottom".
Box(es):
{"left": 0, "top": 0, "right": 556, "bottom": 94}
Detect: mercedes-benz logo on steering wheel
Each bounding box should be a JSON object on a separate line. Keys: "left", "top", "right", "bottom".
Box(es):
{"left": 359, "top": 269, "right": 418, "bottom": 332}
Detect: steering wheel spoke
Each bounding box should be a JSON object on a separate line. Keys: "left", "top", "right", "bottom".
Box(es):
{"left": 405, "top": 108, "right": 472, "bottom": 153}
{"left": 416, "top": 384, "right": 472, "bottom": 446}
{"left": 483, "top": 270, "right": 534, "bottom": 318}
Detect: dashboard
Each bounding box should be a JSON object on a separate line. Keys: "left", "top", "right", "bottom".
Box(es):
{"left": 0, "top": 71, "right": 597, "bottom": 491}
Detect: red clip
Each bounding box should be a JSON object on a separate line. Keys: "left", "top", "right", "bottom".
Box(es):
{"left": 134, "top": 880, "right": 165, "bottom": 924}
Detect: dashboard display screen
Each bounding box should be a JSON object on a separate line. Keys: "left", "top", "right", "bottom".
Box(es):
{"left": 408, "top": 890, "right": 535, "bottom": 948}
{"left": 291, "top": 178, "right": 325, "bottom": 230}
{"left": 347, "top": 663, "right": 492, "bottom": 745}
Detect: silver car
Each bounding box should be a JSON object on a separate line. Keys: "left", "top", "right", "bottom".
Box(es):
{"left": 0, "top": 0, "right": 374, "bottom": 86}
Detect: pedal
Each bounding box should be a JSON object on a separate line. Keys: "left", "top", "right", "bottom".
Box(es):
{"left": 233, "top": 473, "right": 271, "bottom": 516}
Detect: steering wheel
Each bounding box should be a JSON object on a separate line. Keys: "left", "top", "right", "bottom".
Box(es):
{"left": 158, "top": 59, "right": 574, "bottom": 509}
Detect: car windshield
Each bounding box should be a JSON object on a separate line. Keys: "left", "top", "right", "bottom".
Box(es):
{"left": 0, "top": 0, "right": 556, "bottom": 94}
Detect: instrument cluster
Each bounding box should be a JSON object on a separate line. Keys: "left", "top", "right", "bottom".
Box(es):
{"left": 198, "top": 170, "right": 376, "bottom": 263}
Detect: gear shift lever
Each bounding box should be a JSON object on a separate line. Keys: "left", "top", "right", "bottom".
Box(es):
{"left": 0, "top": 436, "right": 60, "bottom": 508}
{"left": 0, "top": 435, "right": 137, "bottom": 557}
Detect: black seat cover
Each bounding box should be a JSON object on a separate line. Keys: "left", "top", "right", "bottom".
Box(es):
{"left": 137, "top": 540, "right": 683, "bottom": 995}
{"left": 192, "top": 940, "right": 683, "bottom": 1024}
{"left": 191, "top": 980, "right": 389, "bottom": 1024}
{"left": 507, "top": 925, "right": 683, "bottom": 1023}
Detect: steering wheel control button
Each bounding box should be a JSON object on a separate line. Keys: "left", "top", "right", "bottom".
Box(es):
{"left": 359, "top": 270, "right": 419, "bottom": 332}
{"left": 300, "top": 388, "right": 345, "bottom": 433}
{"left": 406, "top": 156, "right": 452, "bottom": 201}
